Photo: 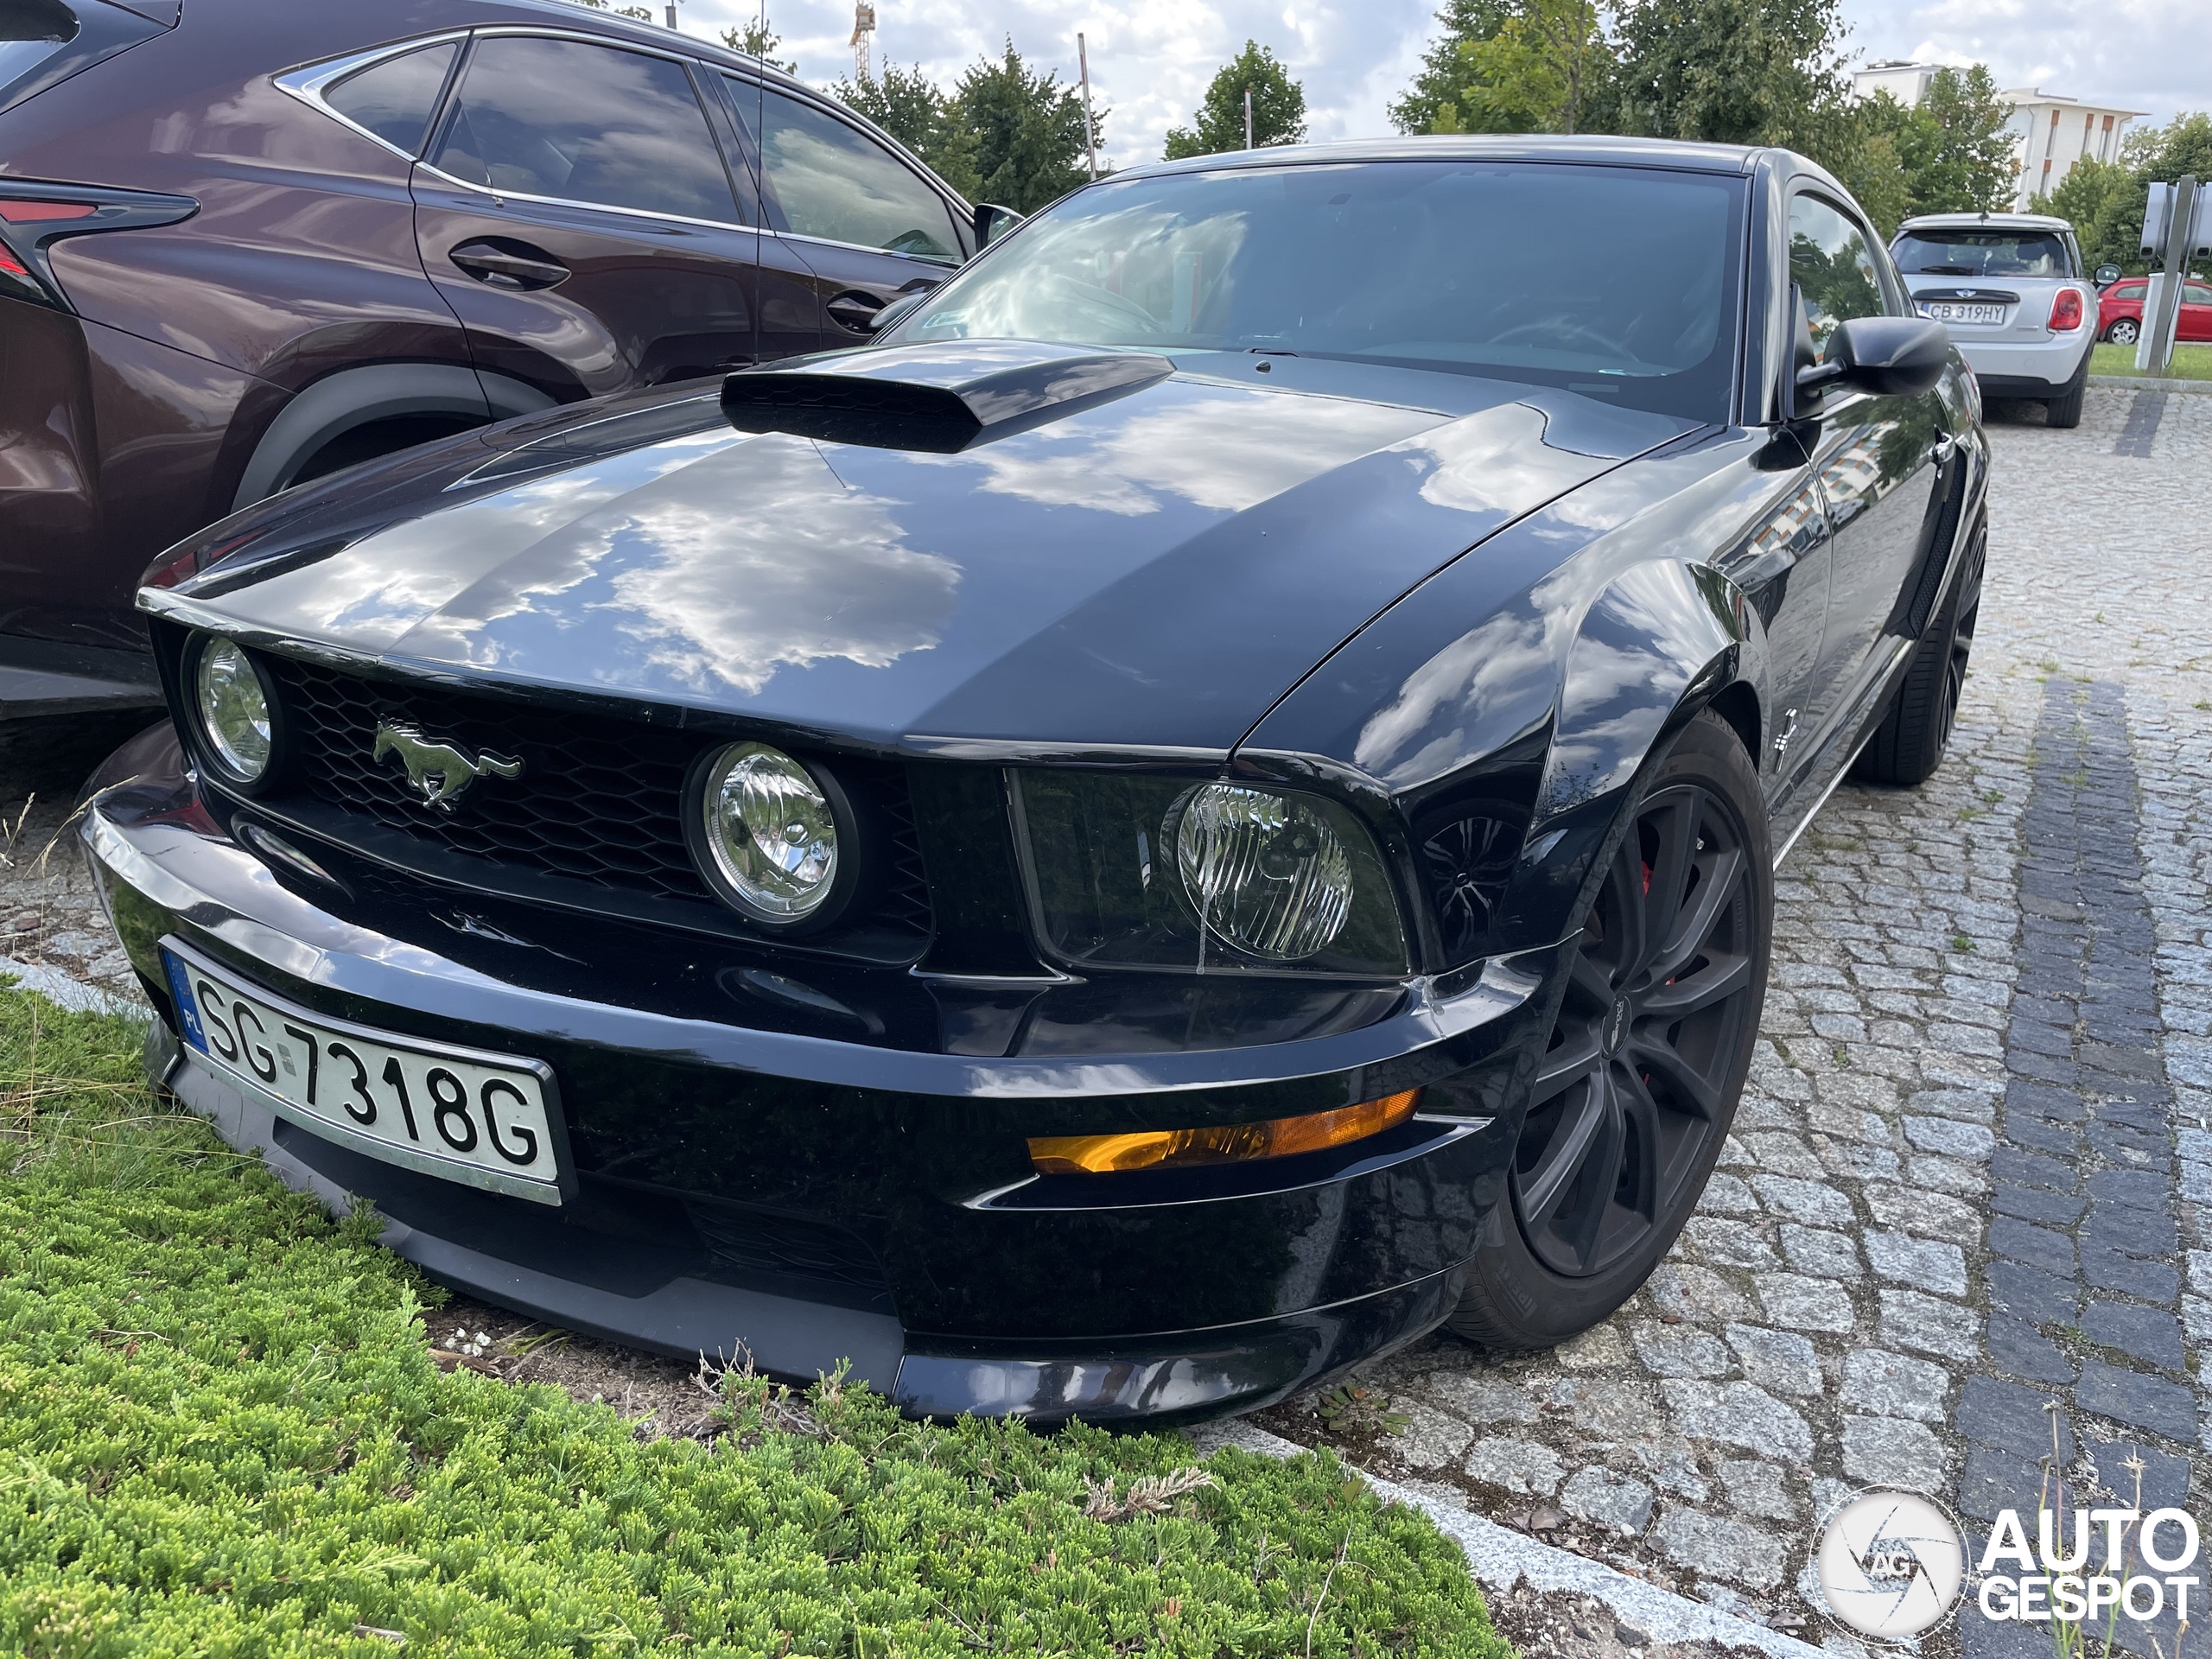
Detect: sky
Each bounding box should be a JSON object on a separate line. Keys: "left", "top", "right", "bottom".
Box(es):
{"left": 681, "top": 0, "right": 2209, "bottom": 170}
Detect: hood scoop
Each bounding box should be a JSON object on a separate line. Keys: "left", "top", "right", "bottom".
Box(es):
{"left": 721, "top": 339, "right": 1173, "bottom": 454}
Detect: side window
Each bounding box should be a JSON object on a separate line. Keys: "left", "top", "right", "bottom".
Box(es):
{"left": 2186, "top": 283, "right": 2212, "bottom": 306}
{"left": 326, "top": 41, "right": 458, "bottom": 156}
{"left": 2114, "top": 283, "right": 2148, "bottom": 302}
{"left": 430, "top": 36, "right": 738, "bottom": 224}
{"left": 1788, "top": 194, "right": 1885, "bottom": 350}
{"left": 740, "top": 83, "right": 959, "bottom": 261}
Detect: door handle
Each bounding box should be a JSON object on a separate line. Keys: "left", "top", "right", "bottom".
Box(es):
{"left": 449, "top": 239, "right": 569, "bottom": 291}
{"left": 1930, "top": 431, "right": 1959, "bottom": 465}
{"left": 825, "top": 289, "right": 889, "bottom": 333}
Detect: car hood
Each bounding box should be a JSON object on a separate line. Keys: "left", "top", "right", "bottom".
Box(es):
{"left": 170, "top": 342, "right": 1700, "bottom": 752}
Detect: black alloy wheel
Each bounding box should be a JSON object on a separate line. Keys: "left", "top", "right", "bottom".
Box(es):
{"left": 1514, "top": 780, "right": 1758, "bottom": 1277}
{"left": 1855, "top": 523, "right": 1985, "bottom": 786}
{"left": 1447, "top": 711, "right": 1770, "bottom": 1349}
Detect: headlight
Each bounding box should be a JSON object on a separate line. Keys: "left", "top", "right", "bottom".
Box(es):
{"left": 1166, "top": 784, "right": 1351, "bottom": 960}
{"left": 1012, "top": 771, "right": 1407, "bottom": 975}
{"left": 692, "top": 742, "right": 842, "bottom": 924}
{"left": 192, "top": 638, "right": 275, "bottom": 783}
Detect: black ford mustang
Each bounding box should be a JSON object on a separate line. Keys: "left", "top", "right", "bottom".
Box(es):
{"left": 85, "top": 137, "right": 1986, "bottom": 1424}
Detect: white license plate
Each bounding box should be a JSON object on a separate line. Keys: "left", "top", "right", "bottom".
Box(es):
{"left": 1923, "top": 302, "right": 2005, "bottom": 325}
{"left": 161, "top": 939, "right": 566, "bottom": 1205}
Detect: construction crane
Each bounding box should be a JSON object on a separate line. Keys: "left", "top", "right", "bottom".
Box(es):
{"left": 849, "top": 2, "right": 875, "bottom": 81}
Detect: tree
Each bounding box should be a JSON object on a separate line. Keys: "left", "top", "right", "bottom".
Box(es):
{"left": 1455, "top": 0, "right": 1613, "bottom": 134}
{"left": 1611, "top": 0, "right": 1850, "bottom": 152}
{"left": 720, "top": 19, "right": 796, "bottom": 75}
{"left": 832, "top": 64, "right": 980, "bottom": 198}
{"left": 953, "top": 43, "right": 1099, "bottom": 213}
{"left": 1163, "top": 41, "right": 1306, "bottom": 158}
{"left": 1902, "top": 67, "right": 2016, "bottom": 214}
{"left": 1388, "top": 0, "right": 1510, "bottom": 135}
{"left": 2038, "top": 113, "right": 2212, "bottom": 274}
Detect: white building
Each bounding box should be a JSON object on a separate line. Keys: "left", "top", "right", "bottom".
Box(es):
{"left": 1847, "top": 62, "right": 2146, "bottom": 211}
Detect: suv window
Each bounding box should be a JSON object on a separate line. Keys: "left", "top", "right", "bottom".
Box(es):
{"left": 1894, "top": 227, "right": 2072, "bottom": 278}
{"left": 327, "top": 41, "right": 457, "bottom": 156}
{"left": 1789, "top": 194, "right": 1885, "bottom": 349}
{"left": 740, "top": 83, "right": 958, "bottom": 261}
{"left": 431, "top": 36, "right": 737, "bottom": 224}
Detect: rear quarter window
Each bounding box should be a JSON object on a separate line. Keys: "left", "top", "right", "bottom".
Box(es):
{"left": 325, "top": 42, "right": 458, "bottom": 157}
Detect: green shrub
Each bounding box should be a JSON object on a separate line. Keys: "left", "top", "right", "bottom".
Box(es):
{"left": 0, "top": 984, "right": 1510, "bottom": 1657}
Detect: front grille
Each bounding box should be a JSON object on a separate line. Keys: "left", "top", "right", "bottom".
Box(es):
{"left": 258, "top": 654, "right": 931, "bottom": 941}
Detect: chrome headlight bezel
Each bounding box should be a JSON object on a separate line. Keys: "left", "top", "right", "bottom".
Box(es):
{"left": 683, "top": 741, "right": 858, "bottom": 931}
{"left": 1009, "top": 769, "right": 1410, "bottom": 978}
{"left": 185, "top": 632, "right": 284, "bottom": 791}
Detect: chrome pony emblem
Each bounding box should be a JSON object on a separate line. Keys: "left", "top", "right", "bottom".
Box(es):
{"left": 372, "top": 719, "right": 523, "bottom": 812}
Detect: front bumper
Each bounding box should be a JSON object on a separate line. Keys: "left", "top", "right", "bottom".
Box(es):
{"left": 1951, "top": 334, "right": 2093, "bottom": 398}
{"left": 85, "top": 740, "right": 1550, "bottom": 1424}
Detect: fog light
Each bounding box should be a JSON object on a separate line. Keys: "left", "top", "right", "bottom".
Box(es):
{"left": 193, "top": 638, "right": 274, "bottom": 783}
{"left": 695, "top": 741, "right": 841, "bottom": 923}
{"left": 1028, "top": 1089, "right": 1421, "bottom": 1175}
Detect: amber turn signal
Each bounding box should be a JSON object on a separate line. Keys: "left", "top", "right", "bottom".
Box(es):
{"left": 1027, "top": 1089, "right": 1422, "bottom": 1176}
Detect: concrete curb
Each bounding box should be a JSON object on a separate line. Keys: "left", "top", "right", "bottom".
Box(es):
{"left": 0, "top": 955, "right": 143, "bottom": 1018}
{"left": 2088, "top": 373, "right": 2212, "bottom": 395}
{"left": 1192, "top": 1421, "right": 1829, "bottom": 1659}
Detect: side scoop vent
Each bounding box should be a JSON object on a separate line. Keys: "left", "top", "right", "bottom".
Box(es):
{"left": 721, "top": 340, "right": 1173, "bottom": 454}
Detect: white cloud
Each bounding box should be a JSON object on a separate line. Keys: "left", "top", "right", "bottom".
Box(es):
{"left": 677, "top": 0, "right": 2205, "bottom": 172}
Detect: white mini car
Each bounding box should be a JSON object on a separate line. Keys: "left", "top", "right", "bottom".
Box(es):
{"left": 1891, "top": 212, "right": 2096, "bottom": 428}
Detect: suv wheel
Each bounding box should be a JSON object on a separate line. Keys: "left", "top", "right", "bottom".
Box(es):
{"left": 1446, "top": 711, "right": 1770, "bottom": 1350}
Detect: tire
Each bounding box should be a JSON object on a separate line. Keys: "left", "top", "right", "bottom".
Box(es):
{"left": 1446, "top": 710, "right": 1771, "bottom": 1351}
{"left": 1853, "top": 520, "right": 1985, "bottom": 787}
{"left": 2044, "top": 352, "right": 2088, "bottom": 429}
{"left": 2105, "top": 318, "right": 2139, "bottom": 346}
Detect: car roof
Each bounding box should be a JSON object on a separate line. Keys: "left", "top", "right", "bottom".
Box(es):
{"left": 1111, "top": 134, "right": 1769, "bottom": 182}
{"left": 1896, "top": 212, "right": 2073, "bottom": 232}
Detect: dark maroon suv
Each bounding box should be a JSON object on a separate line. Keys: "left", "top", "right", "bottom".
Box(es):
{"left": 0, "top": 0, "right": 989, "bottom": 720}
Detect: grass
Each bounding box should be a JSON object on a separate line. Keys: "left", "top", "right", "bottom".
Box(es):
{"left": 0, "top": 981, "right": 1510, "bottom": 1658}
{"left": 2090, "top": 341, "right": 2212, "bottom": 380}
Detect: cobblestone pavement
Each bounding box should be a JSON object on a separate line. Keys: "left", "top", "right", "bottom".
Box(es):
{"left": 4, "top": 388, "right": 2209, "bottom": 1644}
{"left": 1257, "top": 387, "right": 2212, "bottom": 1643}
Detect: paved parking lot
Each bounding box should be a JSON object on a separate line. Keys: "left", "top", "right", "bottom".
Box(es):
{"left": 4, "top": 385, "right": 2209, "bottom": 1645}
{"left": 1262, "top": 386, "right": 2212, "bottom": 1643}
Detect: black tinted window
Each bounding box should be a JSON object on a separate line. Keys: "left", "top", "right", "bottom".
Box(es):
{"left": 1894, "top": 229, "right": 2070, "bottom": 277}
{"left": 432, "top": 37, "right": 736, "bottom": 223}
{"left": 327, "top": 41, "right": 456, "bottom": 156}
{"left": 743, "top": 84, "right": 959, "bottom": 260}
{"left": 0, "top": 0, "right": 77, "bottom": 92}
{"left": 1789, "top": 194, "right": 1885, "bottom": 348}
{"left": 890, "top": 162, "right": 1745, "bottom": 419}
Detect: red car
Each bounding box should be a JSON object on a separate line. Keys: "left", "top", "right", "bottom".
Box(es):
{"left": 2098, "top": 276, "right": 2212, "bottom": 345}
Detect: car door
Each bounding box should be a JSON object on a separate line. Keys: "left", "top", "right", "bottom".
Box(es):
{"left": 2183, "top": 282, "right": 2212, "bottom": 342}
{"left": 410, "top": 29, "right": 821, "bottom": 398}
{"left": 1789, "top": 190, "right": 1950, "bottom": 751}
{"left": 723, "top": 77, "right": 967, "bottom": 349}
{"left": 1716, "top": 435, "right": 1833, "bottom": 804}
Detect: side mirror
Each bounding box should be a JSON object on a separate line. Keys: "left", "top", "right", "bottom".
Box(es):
{"left": 866, "top": 289, "right": 931, "bottom": 336}
{"left": 973, "top": 202, "right": 1022, "bottom": 250}
{"left": 2094, "top": 264, "right": 2122, "bottom": 288}
{"left": 1796, "top": 315, "right": 1949, "bottom": 404}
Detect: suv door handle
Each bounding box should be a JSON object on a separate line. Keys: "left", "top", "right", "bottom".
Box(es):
{"left": 1930, "top": 431, "right": 1959, "bottom": 465}
{"left": 825, "top": 289, "right": 889, "bottom": 333}
{"left": 449, "top": 239, "right": 569, "bottom": 291}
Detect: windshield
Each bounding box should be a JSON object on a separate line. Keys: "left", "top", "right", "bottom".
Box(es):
{"left": 1894, "top": 229, "right": 2072, "bottom": 278}
{"left": 880, "top": 160, "right": 1747, "bottom": 421}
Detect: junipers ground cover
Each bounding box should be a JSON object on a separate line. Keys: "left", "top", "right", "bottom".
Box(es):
{"left": 0, "top": 982, "right": 1512, "bottom": 1657}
